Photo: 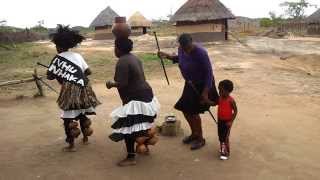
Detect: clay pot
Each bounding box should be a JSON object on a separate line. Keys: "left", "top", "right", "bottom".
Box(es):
{"left": 147, "top": 127, "right": 157, "bottom": 137}
{"left": 70, "top": 128, "right": 81, "bottom": 138}
{"left": 112, "top": 17, "right": 131, "bottom": 39}
{"left": 68, "top": 121, "right": 78, "bottom": 129}
{"left": 83, "top": 127, "right": 93, "bottom": 136}
{"left": 146, "top": 136, "right": 159, "bottom": 146}
{"left": 136, "top": 137, "right": 149, "bottom": 145}
{"left": 82, "top": 119, "right": 92, "bottom": 128}
{"left": 136, "top": 144, "right": 148, "bottom": 154}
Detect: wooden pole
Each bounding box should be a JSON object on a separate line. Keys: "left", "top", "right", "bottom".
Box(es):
{"left": 225, "top": 19, "right": 229, "bottom": 40}
{"left": 0, "top": 78, "right": 35, "bottom": 87}
{"left": 33, "top": 68, "right": 44, "bottom": 97}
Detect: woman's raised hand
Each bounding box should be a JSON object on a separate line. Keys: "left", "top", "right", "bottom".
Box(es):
{"left": 106, "top": 80, "right": 114, "bottom": 89}
{"left": 157, "top": 51, "right": 168, "bottom": 59}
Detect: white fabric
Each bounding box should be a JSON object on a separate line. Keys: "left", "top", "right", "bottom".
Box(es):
{"left": 110, "top": 97, "right": 160, "bottom": 123}
{"left": 113, "top": 122, "right": 154, "bottom": 134}
{"left": 61, "top": 107, "right": 95, "bottom": 119}
{"left": 58, "top": 51, "right": 89, "bottom": 72}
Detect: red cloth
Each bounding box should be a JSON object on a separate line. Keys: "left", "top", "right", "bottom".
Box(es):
{"left": 218, "top": 96, "right": 234, "bottom": 121}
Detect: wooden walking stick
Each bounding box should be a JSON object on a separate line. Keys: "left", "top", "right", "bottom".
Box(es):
{"left": 36, "top": 62, "right": 59, "bottom": 94}
{"left": 187, "top": 81, "right": 217, "bottom": 124}
{"left": 153, "top": 31, "right": 170, "bottom": 85}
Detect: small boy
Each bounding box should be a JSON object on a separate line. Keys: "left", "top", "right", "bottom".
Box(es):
{"left": 217, "top": 80, "right": 238, "bottom": 160}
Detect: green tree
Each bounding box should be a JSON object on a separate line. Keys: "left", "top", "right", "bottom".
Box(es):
{"left": 269, "top": 12, "right": 283, "bottom": 25}
{"left": 280, "top": 0, "right": 315, "bottom": 19}
{"left": 260, "top": 12, "right": 283, "bottom": 27}
{"left": 260, "top": 18, "right": 273, "bottom": 27}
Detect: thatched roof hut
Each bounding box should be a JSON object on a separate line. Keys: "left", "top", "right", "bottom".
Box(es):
{"left": 171, "top": 0, "right": 235, "bottom": 42}
{"left": 128, "top": 12, "right": 152, "bottom": 35}
{"left": 307, "top": 9, "right": 320, "bottom": 23}
{"left": 129, "top": 12, "right": 152, "bottom": 28}
{"left": 90, "top": 6, "right": 119, "bottom": 28}
{"left": 90, "top": 6, "right": 119, "bottom": 40}
{"left": 306, "top": 9, "right": 320, "bottom": 35}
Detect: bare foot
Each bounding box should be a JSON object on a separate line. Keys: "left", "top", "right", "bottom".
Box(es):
{"left": 117, "top": 158, "right": 137, "bottom": 167}
{"left": 82, "top": 137, "right": 89, "bottom": 145}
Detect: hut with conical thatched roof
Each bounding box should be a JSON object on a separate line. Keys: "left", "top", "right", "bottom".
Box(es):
{"left": 307, "top": 9, "right": 320, "bottom": 35}
{"left": 308, "top": 9, "right": 320, "bottom": 23}
{"left": 128, "top": 12, "right": 152, "bottom": 35}
{"left": 90, "top": 6, "right": 119, "bottom": 40}
{"left": 171, "top": 0, "right": 235, "bottom": 42}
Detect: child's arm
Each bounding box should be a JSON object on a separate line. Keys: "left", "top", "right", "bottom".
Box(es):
{"left": 231, "top": 99, "right": 238, "bottom": 121}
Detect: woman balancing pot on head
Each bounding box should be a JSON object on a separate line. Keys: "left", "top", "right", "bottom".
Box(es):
{"left": 158, "top": 33, "right": 219, "bottom": 150}
{"left": 47, "top": 25, "right": 101, "bottom": 152}
{"left": 106, "top": 38, "right": 160, "bottom": 167}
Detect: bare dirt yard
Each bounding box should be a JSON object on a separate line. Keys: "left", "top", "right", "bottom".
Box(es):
{"left": 0, "top": 35, "right": 319, "bottom": 180}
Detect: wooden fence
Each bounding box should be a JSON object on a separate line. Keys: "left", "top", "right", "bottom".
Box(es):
{"left": 278, "top": 22, "right": 320, "bottom": 35}
{"left": 0, "top": 68, "right": 58, "bottom": 97}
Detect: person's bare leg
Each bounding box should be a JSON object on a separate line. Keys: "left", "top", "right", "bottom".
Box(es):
{"left": 190, "top": 114, "right": 205, "bottom": 150}
{"left": 193, "top": 115, "right": 204, "bottom": 140}
{"left": 118, "top": 136, "right": 136, "bottom": 167}
{"left": 182, "top": 113, "right": 197, "bottom": 144}
{"left": 63, "top": 119, "right": 77, "bottom": 152}
{"left": 79, "top": 115, "right": 90, "bottom": 145}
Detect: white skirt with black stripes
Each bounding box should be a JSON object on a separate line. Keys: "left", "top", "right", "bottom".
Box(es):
{"left": 109, "top": 97, "right": 160, "bottom": 142}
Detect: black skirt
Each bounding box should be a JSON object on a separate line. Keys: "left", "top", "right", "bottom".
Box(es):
{"left": 174, "top": 80, "right": 218, "bottom": 115}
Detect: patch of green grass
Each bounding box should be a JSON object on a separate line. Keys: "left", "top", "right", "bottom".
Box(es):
{"left": 138, "top": 53, "right": 172, "bottom": 65}
{"left": 0, "top": 43, "right": 173, "bottom": 84}
{"left": 0, "top": 43, "right": 56, "bottom": 80}
{"left": 137, "top": 53, "right": 174, "bottom": 76}
{"left": 80, "top": 51, "right": 116, "bottom": 81}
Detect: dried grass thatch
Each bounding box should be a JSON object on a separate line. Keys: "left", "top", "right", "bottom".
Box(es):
{"left": 307, "top": 9, "right": 320, "bottom": 23}
{"left": 90, "top": 6, "right": 119, "bottom": 28}
{"left": 171, "top": 0, "right": 235, "bottom": 22}
{"left": 128, "top": 12, "right": 152, "bottom": 27}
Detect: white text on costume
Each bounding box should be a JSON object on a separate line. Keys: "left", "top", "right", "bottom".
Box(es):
{"left": 48, "top": 57, "right": 85, "bottom": 86}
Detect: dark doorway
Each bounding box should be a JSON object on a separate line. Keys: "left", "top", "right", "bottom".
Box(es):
{"left": 143, "top": 27, "right": 147, "bottom": 34}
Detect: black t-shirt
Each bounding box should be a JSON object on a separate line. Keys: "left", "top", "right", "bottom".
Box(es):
{"left": 114, "top": 53, "right": 153, "bottom": 104}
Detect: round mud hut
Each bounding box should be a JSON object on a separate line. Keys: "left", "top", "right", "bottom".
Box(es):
{"left": 307, "top": 9, "right": 320, "bottom": 35}
{"left": 170, "top": 0, "right": 235, "bottom": 42}
{"left": 128, "top": 12, "right": 152, "bottom": 36}
{"left": 90, "top": 6, "right": 119, "bottom": 40}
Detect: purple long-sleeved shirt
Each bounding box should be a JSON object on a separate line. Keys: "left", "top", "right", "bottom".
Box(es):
{"left": 176, "top": 44, "right": 214, "bottom": 88}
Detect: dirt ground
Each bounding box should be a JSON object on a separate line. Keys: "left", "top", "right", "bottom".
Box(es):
{"left": 0, "top": 36, "right": 319, "bottom": 180}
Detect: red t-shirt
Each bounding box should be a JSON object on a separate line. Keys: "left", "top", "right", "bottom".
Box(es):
{"left": 218, "top": 96, "right": 234, "bottom": 121}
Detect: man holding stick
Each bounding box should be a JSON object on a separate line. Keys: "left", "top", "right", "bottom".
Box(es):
{"left": 158, "top": 33, "right": 218, "bottom": 150}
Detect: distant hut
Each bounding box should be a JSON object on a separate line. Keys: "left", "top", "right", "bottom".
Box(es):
{"left": 128, "top": 12, "right": 152, "bottom": 35}
{"left": 170, "top": 0, "right": 235, "bottom": 42}
{"left": 90, "top": 6, "right": 119, "bottom": 40}
{"left": 307, "top": 9, "right": 320, "bottom": 35}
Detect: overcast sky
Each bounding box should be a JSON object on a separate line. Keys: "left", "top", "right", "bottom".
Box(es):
{"left": 1, "top": 0, "right": 319, "bottom": 28}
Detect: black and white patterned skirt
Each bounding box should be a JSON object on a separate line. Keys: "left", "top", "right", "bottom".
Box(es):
{"left": 109, "top": 97, "right": 160, "bottom": 142}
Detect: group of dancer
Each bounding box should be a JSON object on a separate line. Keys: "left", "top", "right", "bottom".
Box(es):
{"left": 46, "top": 25, "right": 237, "bottom": 167}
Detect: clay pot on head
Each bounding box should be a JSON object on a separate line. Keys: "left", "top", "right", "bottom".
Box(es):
{"left": 112, "top": 17, "right": 131, "bottom": 39}
{"left": 83, "top": 127, "right": 93, "bottom": 136}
